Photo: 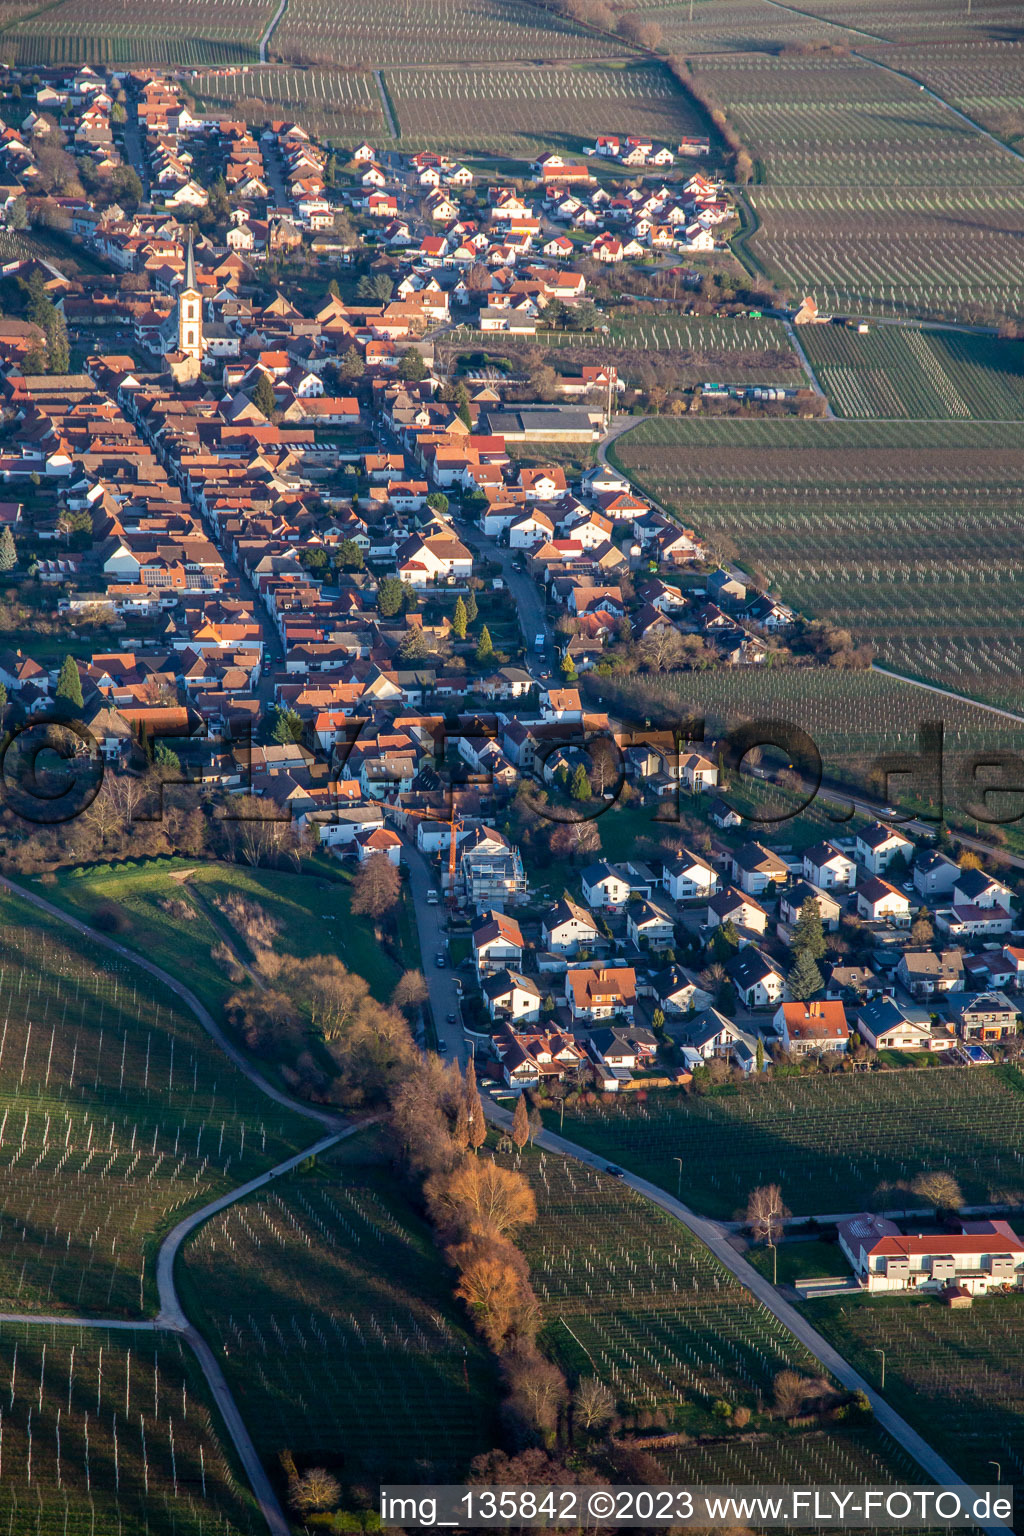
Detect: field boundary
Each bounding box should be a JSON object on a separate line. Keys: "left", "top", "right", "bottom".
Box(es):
{"left": 259, "top": 0, "right": 289, "bottom": 63}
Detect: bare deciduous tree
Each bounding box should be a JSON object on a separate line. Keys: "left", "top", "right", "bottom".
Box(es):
{"left": 573, "top": 1375, "right": 615, "bottom": 1432}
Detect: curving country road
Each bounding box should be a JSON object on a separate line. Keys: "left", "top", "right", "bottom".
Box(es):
{"left": 404, "top": 864, "right": 1012, "bottom": 1535}
{"left": 0, "top": 868, "right": 354, "bottom": 1534}
{"left": 0, "top": 872, "right": 342, "bottom": 1131}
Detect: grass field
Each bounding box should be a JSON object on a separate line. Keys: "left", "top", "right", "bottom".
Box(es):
{"left": 43, "top": 857, "right": 398, "bottom": 1016}
{"left": 545, "top": 1068, "right": 1024, "bottom": 1220}
{"left": 384, "top": 62, "right": 702, "bottom": 156}
{"left": 808, "top": 1291, "right": 1024, "bottom": 1507}
{"left": 0, "top": 1323, "right": 258, "bottom": 1535}
{"left": 611, "top": 415, "right": 1024, "bottom": 711}
{"left": 457, "top": 314, "right": 802, "bottom": 388}
{"left": 0, "top": 890, "right": 309, "bottom": 1318}
{"left": 180, "top": 1129, "right": 499, "bottom": 1493}
{"left": 800, "top": 325, "right": 1024, "bottom": 420}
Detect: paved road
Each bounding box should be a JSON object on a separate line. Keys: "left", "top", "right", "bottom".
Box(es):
{"left": 457, "top": 520, "right": 551, "bottom": 657}
{"left": 784, "top": 317, "right": 834, "bottom": 417}
{"left": 374, "top": 70, "right": 399, "bottom": 138}
{"left": 484, "top": 1098, "right": 1014, "bottom": 1536}
{"left": 258, "top": 0, "right": 289, "bottom": 61}
{"left": 403, "top": 877, "right": 1011, "bottom": 1534}
{"left": 403, "top": 840, "right": 465, "bottom": 1054}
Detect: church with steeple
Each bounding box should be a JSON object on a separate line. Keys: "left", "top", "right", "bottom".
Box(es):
{"left": 161, "top": 230, "right": 204, "bottom": 383}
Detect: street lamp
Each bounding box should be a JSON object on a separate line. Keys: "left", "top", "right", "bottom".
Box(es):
{"left": 989, "top": 1461, "right": 1001, "bottom": 1486}
{"left": 673, "top": 1156, "right": 683, "bottom": 1199}
{"left": 872, "top": 1347, "right": 886, "bottom": 1391}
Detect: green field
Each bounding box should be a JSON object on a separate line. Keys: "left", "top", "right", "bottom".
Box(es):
{"left": 180, "top": 1129, "right": 498, "bottom": 1493}
{"left": 809, "top": 1291, "right": 1024, "bottom": 1508}
{"left": 0, "top": 891, "right": 309, "bottom": 1317}
{"left": 0, "top": 1323, "right": 259, "bottom": 1535}
{"left": 44, "top": 857, "right": 398, "bottom": 1015}
{"left": 611, "top": 414, "right": 1024, "bottom": 712}
{"left": 801, "top": 325, "right": 1024, "bottom": 420}
{"left": 545, "top": 1068, "right": 1024, "bottom": 1220}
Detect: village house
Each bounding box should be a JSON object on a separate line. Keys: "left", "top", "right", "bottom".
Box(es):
{"left": 565, "top": 964, "right": 636, "bottom": 1022}
{"left": 856, "top": 876, "right": 912, "bottom": 926}
{"left": 855, "top": 996, "right": 938, "bottom": 1052}
{"left": 803, "top": 841, "right": 857, "bottom": 892}
{"left": 897, "top": 948, "right": 964, "bottom": 998}
{"left": 838, "top": 1213, "right": 1024, "bottom": 1296}
{"left": 774, "top": 1000, "right": 850, "bottom": 1056}
{"left": 856, "top": 822, "right": 914, "bottom": 876}
{"left": 731, "top": 842, "right": 789, "bottom": 896}
{"left": 472, "top": 910, "right": 526, "bottom": 977}
{"left": 542, "top": 895, "right": 601, "bottom": 955}
{"left": 728, "top": 948, "right": 784, "bottom": 1009}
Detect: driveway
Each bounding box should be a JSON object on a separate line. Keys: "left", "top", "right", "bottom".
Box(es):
{"left": 404, "top": 839, "right": 467, "bottom": 1059}
{"left": 457, "top": 520, "right": 551, "bottom": 658}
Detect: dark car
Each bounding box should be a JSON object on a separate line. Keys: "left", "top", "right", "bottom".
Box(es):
{"left": 435, "top": 953, "right": 446, "bottom": 968}
{"left": 605, "top": 1165, "right": 625, "bottom": 1177}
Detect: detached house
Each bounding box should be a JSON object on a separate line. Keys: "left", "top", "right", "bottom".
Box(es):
{"left": 565, "top": 965, "right": 636, "bottom": 1022}
{"left": 856, "top": 876, "right": 911, "bottom": 926}
{"left": 897, "top": 948, "right": 964, "bottom": 998}
{"left": 839, "top": 1213, "right": 1024, "bottom": 1296}
{"left": 472, "top": 910, "right": 526, "bottom": 977}
{"left": 542, "top": 896, "right": 601, "bottom": 956}
{"left": 803, "top": 841, "right": 857, "bottom": 892}
{"left": 728, "top": 948, "right": 784, "bottom": 1009}
{"left": 732, "top": 842, "right": 789, "bottom": 896}
{"left": 662, "top": 850, "right": 718, "bottom": 902}
{"left": 855, "top": 997, "right": 937, "bottom": 1052}
{"left": 856, "top": 822, "right": 914, "bottom": 876}
{"left": 483, "top": 969, "right": 543, "bottom": 1026}
{"left": 774, "top": 1000, "right": 850, "bottom": 1056}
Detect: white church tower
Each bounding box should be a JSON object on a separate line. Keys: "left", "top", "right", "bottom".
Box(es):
{"left": 177, "top": 229, "right": 203, "bottom": 364}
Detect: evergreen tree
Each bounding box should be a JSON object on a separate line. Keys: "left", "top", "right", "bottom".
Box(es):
{"left": 451, "top": 595, "right": 468, "bottom": 640}
{"left": 570, "top": 762, "right": 591, "bottom": 801}
{"left": 561, "top": 653, "right": 577, "bottom": 680}
{"left": 787, "top": 947, "right": 823, "bottom": 1002}
{"left": 339, "top": 345, "right": 365, "bottom": 381}
{"left": 335, "top": 538, "right": 363, "bottom": 570}
{"left": 791, "top": 897, "right": 826, "bottom": 961}
{"left": 55, "top": 653, "right": 83, "bottom": 712}
{"left": 153, "top": 740, "right": 181, "bottom": 775}
{"left": 426, "top": 492, "right": 449, "bottom": 514}
{"left": 474, "top": 625, "right": 493, "bottom": 665}
{"left": 251, "top": 372, "right": 277, "bottom": 419}
{"left": 272, "top": 706, "right": 303, "bottom": 745}
{"left": 463, "top": 588, "right": 478, "bottom": 625}
{"left": 755, "top": 1037, "right": 765, "bottom": 1073}
{"left": 47, "top": 310, "right": 70, "bottom": 375}
{"left": 398, "top": 347, "right": 426, "bottom": 382}
{"left": 0, "top": 526, "right": 16, "bottom": 572}
{"left": 454, "top": 381, "right": 472, "bottom": 430}
{"left": 377, "top": 577, "right": 405, "bottom": 617}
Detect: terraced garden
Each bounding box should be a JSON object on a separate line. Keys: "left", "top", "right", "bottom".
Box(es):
{"left": 545, "top": 1069, "right": 1024, "bottom": 1220}
{"left": 385, "top": 62, "right": 701, "bottom": 155}
{"left": 0, "top": 891, "right": 309, "bottom": 1318}
{"left": 612, "top": 415, "right": 1024, "bottom": 711}
{"left": 180, "top": 1130, "right": 498, "bottom": 1493}
{"left": 0, "top": 1323, "right": 258, "bottom": 1535}
{"left": 800, "top": 324, "right": 1024, "bottom": 420}
{"left": 809, "top": 1292, "right": 1024, "bottom": 1506}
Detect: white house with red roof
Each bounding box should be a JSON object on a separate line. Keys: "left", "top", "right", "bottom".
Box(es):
{"left": 837, "top": 1213, "right": 1024, "bottom": 1296}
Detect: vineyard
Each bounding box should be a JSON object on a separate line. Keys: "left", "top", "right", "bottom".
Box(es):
{"left": 682, "top": 49, "right": 1024, "bottom": 320}
{"left": 546, "top": 1068, "right": 1024, "bottom": 1221}
{"left": 612, "top": 415, "right": 1024, "bottom": 711}
{"left": 456, "top": 314, "right": 802, "bottom": 387}
{"left": 799, "top": 325, "right": 1024, "bottom": 420}
{"left": 181, "top": 1131, "right": 498, "bottom": 1489}
{"left": 2, "top": 0, "right": 273, "bottom": 65}
{"left": 809, "top": 1292, "right": 1024, "bottom": 1501}
{"left": 865, "top": 42, "right": 1024, "bottom": 152}
{"left": 516, "top": 1143, "right": 926, "bottom": 1484}
{"left": 191, "top": 65, "right": 386, "bottom": 140}
{"left": 0, "top": 894, "right": 308, "bottom": 1318}
{"left": 272, "top": 0, "right": 611, "bottom": 66}
{"left": 384, "top": 62, "right": 701, "bottom": 155}
{"left": 0, "top": 1324, "right": 258, "bottom": 1535}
